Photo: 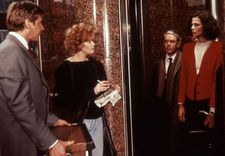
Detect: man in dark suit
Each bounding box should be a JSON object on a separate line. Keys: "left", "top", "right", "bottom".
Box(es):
{"left": 0, "top": 1, "right": 74, "bottom": 156}
{"left": 152, "top": 30, "right": 182, "bottom": 156}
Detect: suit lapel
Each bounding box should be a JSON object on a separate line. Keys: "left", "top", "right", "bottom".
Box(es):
{"left": 7, "top": 35, "right": 39, "bottom": 67}
{"left": 173, "top": 51, "right": 181, "bottom": 75}
{"left": 156, "top": 58, "right": 166, "bottom": 97}
{"left": 7, "top": 34, "right": 49, "bottom": 87}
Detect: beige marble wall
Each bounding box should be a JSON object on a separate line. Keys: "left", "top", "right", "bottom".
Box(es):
{"left": 39, "top": 0, "right": 124, "bottom": 155}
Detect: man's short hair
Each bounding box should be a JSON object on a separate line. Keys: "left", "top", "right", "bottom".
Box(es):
{"left": 164, "top": 30, "right": 182, "bottom": 46}
{"left": 6, "top": 1, "right": 44, "bottom": 31}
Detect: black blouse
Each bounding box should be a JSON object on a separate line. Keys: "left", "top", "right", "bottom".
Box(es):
{"left": 53, "top": 57, "right": 107, "bottom": 122}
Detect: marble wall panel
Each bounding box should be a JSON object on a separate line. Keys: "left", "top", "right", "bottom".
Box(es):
{"left": 148, "top": 0, "right": 205, "bottom": 62}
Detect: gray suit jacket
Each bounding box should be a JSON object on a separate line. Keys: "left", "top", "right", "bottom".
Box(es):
{"left": 0, "top": 34, "right": 58, "bottom": 156}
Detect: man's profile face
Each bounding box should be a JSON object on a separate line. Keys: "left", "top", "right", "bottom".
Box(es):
{"left": 163, "top": 34, "right": 179, "bottom": 56}
{"left": 27, "top": 16, "right": 45, "bottom": 41}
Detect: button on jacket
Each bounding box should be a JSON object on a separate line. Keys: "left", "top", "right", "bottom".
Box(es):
{"left": 178, "top": 41, "right": 223, "bottom": 107}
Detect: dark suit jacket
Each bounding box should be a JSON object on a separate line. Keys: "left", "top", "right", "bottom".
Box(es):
{"left": 152, "top": 51, "right": 182, "bottom": 105}
{"left": 178, "top": 41, "right": 223, "bottom": 107}
{"left": 0, "top": 34, "right": 58, "bottom": 156}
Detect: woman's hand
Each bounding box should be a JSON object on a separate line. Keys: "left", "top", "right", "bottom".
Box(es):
{"left": 204, "top": 113, "right": 214, "bottom": 128}
{"left": 112, "top": 84, "right": 121, "bottom": 92}
{"left": 178, "top": 104, "right": 185, "bottom": 122}
{"left": 94, "top": 80, "right": 110, "bottom": 94}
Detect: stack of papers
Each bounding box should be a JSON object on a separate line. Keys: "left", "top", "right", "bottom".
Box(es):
{"left": 94, "top": 88, "right": 122, "bottom": 108}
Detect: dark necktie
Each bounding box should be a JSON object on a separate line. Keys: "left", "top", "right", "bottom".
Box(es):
{"left": 164, "top": 57, "right": 173, "bottom": 103}
{"left": 167, "top": 57, "right": 173, "bottom": 76}
{"left": 28, "top": 41, "right": 38, "bottom": 60}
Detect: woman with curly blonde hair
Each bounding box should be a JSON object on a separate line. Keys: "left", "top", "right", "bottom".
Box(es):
{"left": 53, "top": 22, "right": 118, "bottom": 156}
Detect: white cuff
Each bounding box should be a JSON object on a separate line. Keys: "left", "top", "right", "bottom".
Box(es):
{"left": 49, "top": 139, "right": 58, "bottom": 149}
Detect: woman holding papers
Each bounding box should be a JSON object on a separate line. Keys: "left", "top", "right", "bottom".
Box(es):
{"left": 53, "top": 22, "right": 120, "bottom": 156}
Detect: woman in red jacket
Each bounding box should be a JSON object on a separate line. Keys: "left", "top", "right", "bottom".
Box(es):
{"left": 177, "top": 11, "right": 223, "bottom": 155}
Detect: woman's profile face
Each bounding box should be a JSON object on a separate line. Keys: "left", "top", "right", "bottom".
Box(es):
{"left": 191, "top": 17, "right": 203, "bottom": 40}
{"left": 81, "top": 40, "right": 95, "bottom": 55}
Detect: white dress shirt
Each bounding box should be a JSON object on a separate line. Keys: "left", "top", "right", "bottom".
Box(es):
{"left": 165, "top": 53, "right": 177, "bottom": 74}
{"left": 9, "top": 31, "right": 29, "bottom": 50}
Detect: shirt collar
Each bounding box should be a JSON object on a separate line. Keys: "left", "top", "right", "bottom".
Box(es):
{"left": 9, "top": 32, "right": 29, "bottom": 50}
{"left": 166, "top": 53, "right": 177, "bottom": 62}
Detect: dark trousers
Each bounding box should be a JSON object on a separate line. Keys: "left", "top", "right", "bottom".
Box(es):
{"left": 180, "top": 97, "right": 213, "bottom": 156}
{"left": 155, "top": 98, "right": 180, "bottom": 156}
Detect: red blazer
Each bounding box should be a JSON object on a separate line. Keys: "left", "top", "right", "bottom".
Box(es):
{"left": 178, "top": 41, "right": 223, "bottom": 107}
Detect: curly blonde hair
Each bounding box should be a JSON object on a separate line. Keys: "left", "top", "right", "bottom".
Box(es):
{"left": 64, "top": 23, "right": 97, "bottom": 56}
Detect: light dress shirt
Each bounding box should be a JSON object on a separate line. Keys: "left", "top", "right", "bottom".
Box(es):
{"left": 9, "top": 31, "right": 29, "bottom": 50}
{"left": 194, "top": 41, "right": 212, "bottom": 74}
{"left": 165, "top": 53, "right": 177, "bottom": 74}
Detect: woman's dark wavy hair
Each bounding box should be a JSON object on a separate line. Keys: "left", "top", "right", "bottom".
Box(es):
{"left": 187, "top": 11, "right": 220, "bottom": 40}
